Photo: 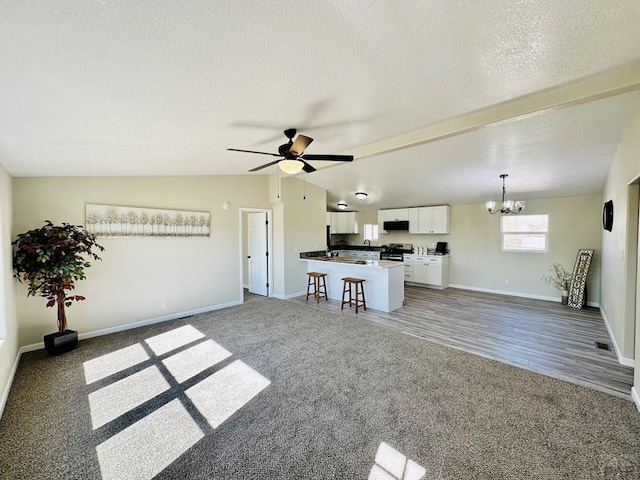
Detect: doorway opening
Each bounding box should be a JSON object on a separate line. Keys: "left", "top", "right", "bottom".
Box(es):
{"left": 239, "top": 208, "right": 273, "bottom": 301}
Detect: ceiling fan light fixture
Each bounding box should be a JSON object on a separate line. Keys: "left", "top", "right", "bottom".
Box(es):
{"left": 279, "top": 159, "right": 304, "bottom": 174}
{"left": 355, "top": 192, "right": 368, "bottom": 199}
{"left": 337, "top": 202, "right": 348, "bottom": 210}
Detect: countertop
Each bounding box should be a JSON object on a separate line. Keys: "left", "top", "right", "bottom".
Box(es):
{"left": 301, "top": 257, "right": 402, "bottom": 269}
{"left": 328, "top": 245, "right": 383, "bottom": 251}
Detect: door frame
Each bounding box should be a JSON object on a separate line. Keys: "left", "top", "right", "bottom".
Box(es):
{"left": 239, "top": 207, "right": 273, "bottom": 300}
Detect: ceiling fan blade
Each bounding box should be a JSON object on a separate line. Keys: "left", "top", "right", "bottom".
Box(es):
{"left": 227, "top": 148, "right": 280, "bottom": 157}
{"left": 289, "top": 135, "right": 313, "bottom": 156}
{"left": 300, "top": 154, "right": 354, "bottom": 162}
{"left": 301, "top": 161, "right": 316, "bottom": 173}
{"left": 249, "top": 160, "right": 281, "bottom": 172}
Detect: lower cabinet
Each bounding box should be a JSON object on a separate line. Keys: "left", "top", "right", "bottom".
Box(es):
{"left": 403, "top": 258, "right": 413, "bottom": 282}
{"left": 336, "top": 250, "right": 380, "bottom": 260}
{"left": 403, "top": 255, "right": 449, "bottom": 289}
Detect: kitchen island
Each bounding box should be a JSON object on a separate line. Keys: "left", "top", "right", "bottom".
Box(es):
{"left": 300, "top": 257, "right": 404, "bottom": 312}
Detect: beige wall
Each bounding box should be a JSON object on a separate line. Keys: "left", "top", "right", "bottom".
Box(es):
{"left": 273, "top": 176, "right": 326, "bottom": 297}
{"left": 601, "top": 96, "right": 640, "bottom": 378}
{"left": 0, "top": 164, "right": 18, "bottom": 410}
{"left": 12, "top": 175, "right": 270, "bottom": 346}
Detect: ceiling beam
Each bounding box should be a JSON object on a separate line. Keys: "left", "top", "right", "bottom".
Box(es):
{"left": 349, "top": 60, "right": 640, "bottom": 161}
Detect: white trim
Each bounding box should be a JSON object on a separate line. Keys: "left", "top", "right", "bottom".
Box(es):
{"left": 449, "top": 284, "right": 600, "bottom": 307}
{"left": 238, "top": 208, "right": 274, "bottom": 299}
{"left": 632, "top": 386, "right": 640, "bottom": 413}
{"left": 600, "top": 308, "right": 635, "bottom": 367}
{"left": 450, "top": 284, "right": 558, "bottom": 302}
{"left": 12, "top": 300, "right": 244, "bottom": 355}
{"left": 0, "top": 345, "right": 23, "bottom": 419}
{"left": 273, "top": 290, "right": 307, "bottom": 300}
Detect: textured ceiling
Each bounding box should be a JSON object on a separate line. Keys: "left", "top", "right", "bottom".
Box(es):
{"left": 1, "top": 1, "right": 639, "bottom": 209}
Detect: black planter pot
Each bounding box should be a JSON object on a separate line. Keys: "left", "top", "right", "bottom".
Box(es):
{"left": 44, "top": 330, "right": 78, "bottom": 355}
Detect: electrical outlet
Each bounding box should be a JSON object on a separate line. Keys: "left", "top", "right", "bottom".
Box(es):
{"left": 504, "top": 279, "right": 510, "bottom": 286}
{"left": 160, "top": 301, "right": 167, "bottom": 309}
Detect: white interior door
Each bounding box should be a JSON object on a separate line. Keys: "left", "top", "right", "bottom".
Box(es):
{"left": 248, "top": 212, "right": 268, "bottom": 296}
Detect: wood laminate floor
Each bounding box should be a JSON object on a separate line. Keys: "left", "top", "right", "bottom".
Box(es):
{"left": 290, "top": 286, "right": 634, "bottom": 399}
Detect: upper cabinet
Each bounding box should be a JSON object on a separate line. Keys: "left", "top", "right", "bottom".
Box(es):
{"left": 329, "top": 212, "right": 359, "bottom": 234}
{"left": 410, "top": 205, "right": 449, "bottom": 234}
{"left": 381, "top": 205, "right": 450, "bottom": 234}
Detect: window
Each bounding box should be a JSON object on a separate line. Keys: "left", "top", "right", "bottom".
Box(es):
{"left": 363, "top": 223, "right": 378, "bottom": 241}
{"left": 501, "top": 214, "right": 548, "bottom": 252}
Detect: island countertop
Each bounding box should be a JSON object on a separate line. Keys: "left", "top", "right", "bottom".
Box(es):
{"left": 301, "top": 257, "right": 403, "bottom": 269}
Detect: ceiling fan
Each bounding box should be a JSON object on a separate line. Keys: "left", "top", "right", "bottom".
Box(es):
{"left": 227, "top": 128, "right": 354, "bottom": 174}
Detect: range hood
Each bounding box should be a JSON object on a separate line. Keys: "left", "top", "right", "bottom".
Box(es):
{"left": 383, "top": 220, "right": 409, "bottom": 231}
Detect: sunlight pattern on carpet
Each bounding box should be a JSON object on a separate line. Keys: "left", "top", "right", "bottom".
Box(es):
{"left": 369, "top": 442, "right": 426, "bottom": 480}
{"left": 83, "top": 343, "right": 150, "bottom": 384}
{"left": 186, "top": 360, "right": 271, "bottom": 429}
{"left": 144, "top": 324, "right": 205, "bottom": 355}
{"left": 88, "top": 366, "right": 170, "bottom": 429}
{"left": 162, "top": 339, "right": 232, "bottom": 383}
{"left": 96, "top": 399, "right": 204, "bottom": 480}
{"left": 85, "top": 324, "right": 271, "bottom": 480}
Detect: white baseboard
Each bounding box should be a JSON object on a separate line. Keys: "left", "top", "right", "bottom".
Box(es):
{"left": 600, "top": 308, "right": 635, "bottom": 367}
{"left": 449, "top": 284, "right": 600, "bottom": 307}
{"left": 16, "top": 299, "right": 245, "bottom": 354}
{"left": 273, "top": 290, "right": 306, "bottom": 300}
{"left": 632, "top": 386, "right": 640, "bottom": 413}
{"left": 450, "top": 284, "right": 558, "bottom": 302}
{"left": 0, "top": 345, "right": 23, "bottom": 420}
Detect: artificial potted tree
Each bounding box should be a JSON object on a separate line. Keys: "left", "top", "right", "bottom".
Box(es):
{"left": 541, "top": 262, "right": 572, "bottom": 305}
{"left": 12, "top": 220, "right": 104, "bottom": 355}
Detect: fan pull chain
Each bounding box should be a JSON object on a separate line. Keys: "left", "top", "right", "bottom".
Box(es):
{"left": 303, "top": 174, "right": 306, "bottom": 200}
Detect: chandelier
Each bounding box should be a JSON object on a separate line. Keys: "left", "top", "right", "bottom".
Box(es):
{"left": 486, "top": 174, "right": 525, "bottom": 214}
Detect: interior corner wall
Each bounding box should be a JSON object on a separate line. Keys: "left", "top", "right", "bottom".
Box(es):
{"left": 0, "top": 164, "right": 18, "bottom": 414}
{"left": 12, "top": 175, "right": 270, "bottom": 346}
{"left": 601, "top": 94, "right": 640, "bottom": 371}
{"left": 270, "top": 176, "right": 326, "bottom": 298}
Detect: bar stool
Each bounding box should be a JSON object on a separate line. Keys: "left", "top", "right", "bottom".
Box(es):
{"left": 341, "top": 277, "right": 366, "bottom": 313}
{"left": 306, "top": 272, "right": 328, "bottom": 303}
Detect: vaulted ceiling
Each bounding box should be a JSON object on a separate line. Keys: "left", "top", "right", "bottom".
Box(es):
{"left": 1, "top": 1, "right": 639, "bottom": 211}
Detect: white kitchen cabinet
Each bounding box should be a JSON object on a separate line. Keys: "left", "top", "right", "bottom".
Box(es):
{"left": 403, "top": 255, "right": 449, "bottom": 289}
{"left": 409, "top": 206, "right": 450, "bottom": 234}
{"left": 335, "top": 250, "right": 380, "bottom": 260}
{"left": 403, "top": 254, "right": 414, "bottom": 282}
{"left": 326, "top": 212, "right": 332, "bottom": 226}
{"left": 330, "top": 212, "right": 359, "bottom": 234}
{"left": 377, "top": 210, "right": 386, "bottom": 232}
{"left": 408, "top": 209, "right": 420, "bottom": 234}
{"left": 386, "top": 208, "right": 409, "bottom": 221}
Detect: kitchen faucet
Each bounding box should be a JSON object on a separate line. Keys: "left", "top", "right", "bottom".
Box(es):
{"left": 364, "top": 239, "right": 371, "bottom": 247}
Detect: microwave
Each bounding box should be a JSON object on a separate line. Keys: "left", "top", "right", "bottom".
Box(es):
{"left": 383, "top": 220, "right": 409, "bottom": 231}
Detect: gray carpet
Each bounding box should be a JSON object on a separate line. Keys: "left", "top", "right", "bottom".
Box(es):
{"left": 1, "top": 294, "right": 640, "bottom": 479}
